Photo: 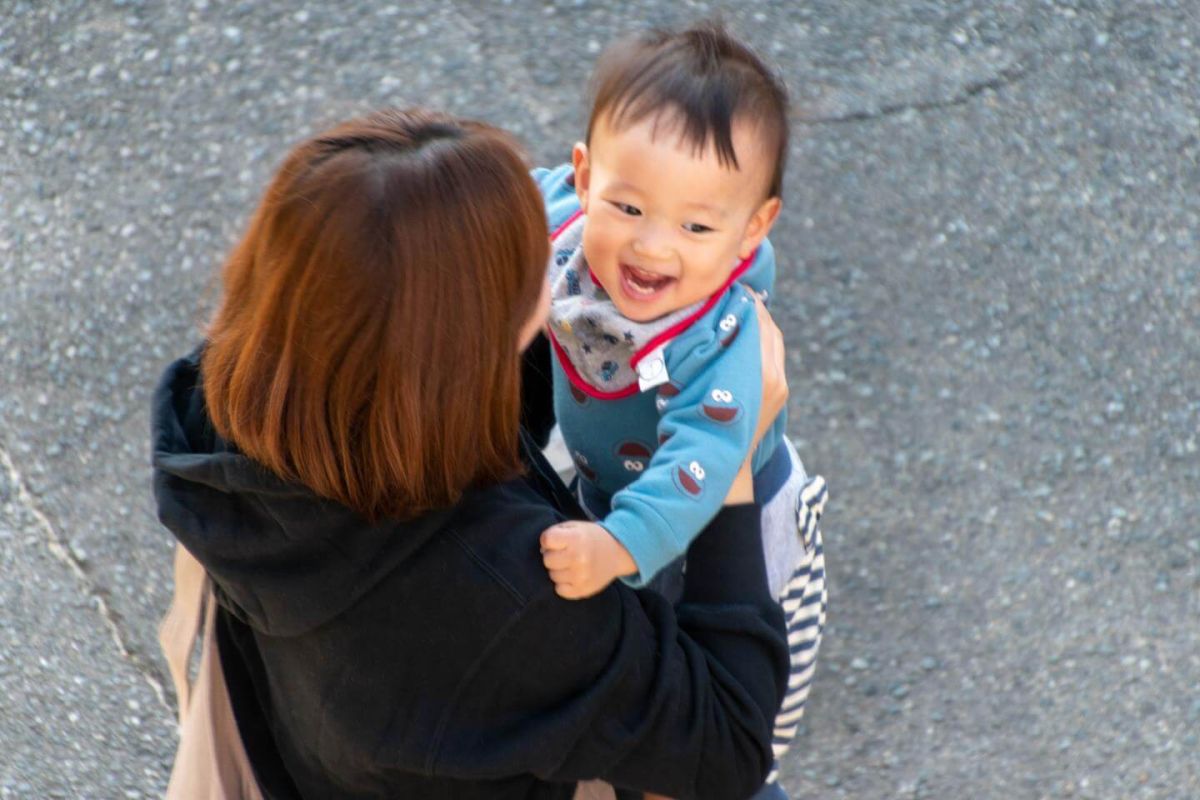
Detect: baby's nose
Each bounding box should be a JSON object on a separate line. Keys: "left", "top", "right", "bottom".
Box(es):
{"left": 632, "top": 226, "right": 671, "bottom": 260}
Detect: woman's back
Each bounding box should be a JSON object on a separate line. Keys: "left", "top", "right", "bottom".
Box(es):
{"left": 155, "top": 347, "right": 787, "bottom": 799}
{"left": 153, "top": 108, "right": 789, "bottom": 800}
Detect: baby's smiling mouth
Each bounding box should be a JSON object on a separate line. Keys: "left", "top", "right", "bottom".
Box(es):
{"left": 621, "top": 263, "right": 674, "bottom": 296}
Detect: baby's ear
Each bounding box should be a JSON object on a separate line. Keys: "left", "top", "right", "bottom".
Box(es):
{"left": 739, "top": 196, "right": 782, "bottom": 260}
{"left": 571, "top": 142, "right": 591, "bottom": 211}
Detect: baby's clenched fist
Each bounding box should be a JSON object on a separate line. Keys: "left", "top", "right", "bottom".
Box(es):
{"left": 540, "top": 521, "right": 638, "bottom": 600}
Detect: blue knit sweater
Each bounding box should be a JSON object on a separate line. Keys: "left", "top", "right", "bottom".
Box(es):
{"left": 535, "top": 165, "right": 788, "bottom": 586}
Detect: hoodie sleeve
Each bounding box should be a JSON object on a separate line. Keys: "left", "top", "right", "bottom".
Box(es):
{"left": 429, "top": 504, "right": 789, "bottom": 800}
{"left": 520, "top": 333, "right": 556, "bottom": 449}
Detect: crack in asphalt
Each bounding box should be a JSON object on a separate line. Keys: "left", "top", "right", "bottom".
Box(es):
{"left": 0, "top": 445, "right": 173, "bottom": 719}
{"left": 798, "top": 61, "right": 1031, "bottom": 126}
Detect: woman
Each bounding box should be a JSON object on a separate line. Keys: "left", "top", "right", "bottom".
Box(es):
{"left": 152, "top": 108, "right": 790, "bottom": 799}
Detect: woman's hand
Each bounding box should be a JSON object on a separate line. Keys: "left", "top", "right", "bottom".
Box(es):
{"left": 724, "top": 296, "right": 789, "bottom": 505}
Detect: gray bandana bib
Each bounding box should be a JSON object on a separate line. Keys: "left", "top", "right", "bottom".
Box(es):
{"left": 547, "top": 213, "right": 701, "bottom": 394}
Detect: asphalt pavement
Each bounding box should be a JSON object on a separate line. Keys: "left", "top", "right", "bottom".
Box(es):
{"left": 1, "top": 1, "right": 1197, "bottom": 798}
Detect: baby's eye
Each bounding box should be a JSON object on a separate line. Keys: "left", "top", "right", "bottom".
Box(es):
{"left": 610, "top": 201, "right": 642, "bottom": 217}
{"left": 682, "top": 222, "right": 714, "bottom": 234}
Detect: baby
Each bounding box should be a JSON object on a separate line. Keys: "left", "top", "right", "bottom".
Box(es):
{"left": 534, "top": 22, "right": 828, "bottom": 799}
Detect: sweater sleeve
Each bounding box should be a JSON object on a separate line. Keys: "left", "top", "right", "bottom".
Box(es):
{"left": 532, "top": 164, "right": 581, "bottom": 232}
{"left": 601, "top": 294, "right": 764, "bottom": 586}
{"left": 430, "top": 504, "right": 789, "bottom": 800}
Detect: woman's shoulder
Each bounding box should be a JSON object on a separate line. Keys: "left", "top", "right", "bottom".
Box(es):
{"left": 439, "top": 475, "right": 566, "bottom": 606}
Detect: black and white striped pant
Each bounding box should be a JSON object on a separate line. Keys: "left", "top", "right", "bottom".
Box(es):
{"left": 571, "top": 437, "right": 829, "bottom": 792}
{"left": 764, "top": 470, "right": 827, "bottom": 785}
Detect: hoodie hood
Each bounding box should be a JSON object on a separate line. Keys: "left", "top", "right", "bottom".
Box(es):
{"left": 151, "top": 348, "right": 452, "bottom": 637}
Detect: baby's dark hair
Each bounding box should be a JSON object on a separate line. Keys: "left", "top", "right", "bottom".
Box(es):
{"left": 585, "top": 20, "right": 790, "bottom": 198}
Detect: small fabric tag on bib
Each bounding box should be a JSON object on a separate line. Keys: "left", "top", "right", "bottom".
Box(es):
{"left": 636, "top": 345, "right": 670, "bottom": 392}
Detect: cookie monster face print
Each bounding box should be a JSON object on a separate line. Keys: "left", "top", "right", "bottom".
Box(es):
{"left": 674, "top": 460, "right": 706, "bottom": 498}
{"left": 719, "top": 313, "right": 739, "bottom": 347}
{"left": 655, "top": 382, "right": 681, "bottom": 413}
{"left": 615, "top": 440, "right": 653, "bottom": 474}
{"left": 701, "top": 388, "right": 742, "bottom": 424}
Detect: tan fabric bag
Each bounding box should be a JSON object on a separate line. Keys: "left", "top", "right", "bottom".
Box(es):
{"left": 573, "top": 780, "right": 619, "bottom": 800}
{"left": 160, "top": 544, "right": 264, "bottom": 800}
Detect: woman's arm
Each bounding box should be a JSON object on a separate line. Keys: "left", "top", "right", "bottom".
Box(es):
{"left": 434, "top": 298, "right": 792, "bottom": 799}
{"left": 427, "top": 297, "right": 792, "bottom": 796}
{"left": 430, "top": 504, "right": 787, "bottom": 800}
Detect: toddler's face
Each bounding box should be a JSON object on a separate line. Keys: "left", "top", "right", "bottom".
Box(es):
{"left": 573, "top": 111, "right": 780, "bottom": 323}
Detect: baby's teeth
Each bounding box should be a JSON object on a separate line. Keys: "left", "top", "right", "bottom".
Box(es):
{"left": 627, "top": 275, "right": 652, "bottom": 294}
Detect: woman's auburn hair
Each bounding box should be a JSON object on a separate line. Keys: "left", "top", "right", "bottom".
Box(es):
{"left": 202, "top": 108, "right": 549, "bottom": 521}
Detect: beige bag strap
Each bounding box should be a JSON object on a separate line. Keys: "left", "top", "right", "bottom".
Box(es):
{"left": 160, "top": 544, "right": 264, "bottom": 800}
{"left": 160, "top": 544, "right": 208, "bottom": 720}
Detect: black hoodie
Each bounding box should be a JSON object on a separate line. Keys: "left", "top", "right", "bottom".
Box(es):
{"left": 151, "top": 345, "right": 788, "bottom": 800}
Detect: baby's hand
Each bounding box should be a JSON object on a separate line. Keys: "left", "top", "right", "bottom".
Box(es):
{"left": 540, "top": 521, "right": 637, "bottom": 600}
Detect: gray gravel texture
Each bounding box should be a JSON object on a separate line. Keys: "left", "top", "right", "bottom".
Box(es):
{"left": 1, "top": 0, "right": 1197, "bottom": 798}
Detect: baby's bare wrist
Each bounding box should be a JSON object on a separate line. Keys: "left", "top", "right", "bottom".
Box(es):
{"left": 600, "top": 531, "right": 638, "bottom": 578}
